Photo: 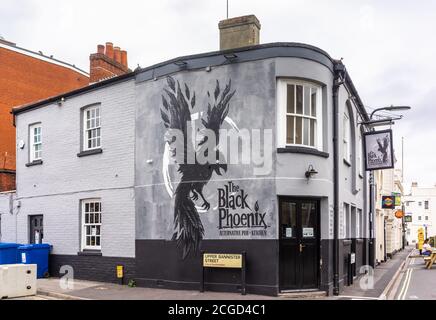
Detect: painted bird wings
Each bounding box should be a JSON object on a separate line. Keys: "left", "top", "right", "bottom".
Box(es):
{"left": 199, "top": 79, "right": 236, "bottom": 149}
{"left": 160, "top": 76, "right": 196, "bottom": 169}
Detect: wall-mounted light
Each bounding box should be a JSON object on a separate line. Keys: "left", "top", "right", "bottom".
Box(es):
{"left": 305, "top": 165, "right": 318, "bottom": 181}
{"left": 57, "top": 97, "right": 65, "bottom": 106}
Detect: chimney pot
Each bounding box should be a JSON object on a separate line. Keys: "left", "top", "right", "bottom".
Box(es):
{"left": 114, "top": 46, "right": 121, "bottom": 64}
{"left": 105, "top": 42, "right": 114, "bottom": 59}
{"left": 218, "top": 14, "right": 261, "bottom": 51}
{"left": 121, "top": 50, "right": 128, "bottom": 68}
{"left": 97, "top": 44, "right": 105, "bottom": 54}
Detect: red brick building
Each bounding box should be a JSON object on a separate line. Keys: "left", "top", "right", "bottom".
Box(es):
{"left": 0, "top": 38, "right": 129, "bottom": 191}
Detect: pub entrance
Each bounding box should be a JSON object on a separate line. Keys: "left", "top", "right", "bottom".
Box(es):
{"left": 279, "top": 198, "right": 320, "bottom": 291}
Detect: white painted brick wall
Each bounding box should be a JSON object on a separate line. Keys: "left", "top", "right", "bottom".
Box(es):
{"left": 0, "top": 192, "right": 17, "bottom": 243}
{"left": 10, "top": 79, "right": 136, "bottom": 257}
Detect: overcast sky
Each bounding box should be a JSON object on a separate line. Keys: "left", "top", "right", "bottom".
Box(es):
{"left": 1, "top": 0, "right": 434, "bottom": 191}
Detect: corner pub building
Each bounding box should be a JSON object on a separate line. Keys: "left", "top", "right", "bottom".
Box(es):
{"left": 4, "top": 15, "right": 371, "bottom": 296}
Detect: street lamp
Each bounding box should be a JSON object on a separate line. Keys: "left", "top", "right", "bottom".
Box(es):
{"left": 366, "top": 105, "right": 411, "bottom": 268}
{"left": 369, "top": 105, "right": 411, "bottom": 120}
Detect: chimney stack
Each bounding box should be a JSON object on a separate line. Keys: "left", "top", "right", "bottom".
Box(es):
{"left": 90, "top": 42, "right": 130, "bottom": 83}
{"left": 218, "top": 14, "right": 261, "bottom": 51}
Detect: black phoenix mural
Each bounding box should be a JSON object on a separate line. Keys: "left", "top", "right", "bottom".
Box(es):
{"left": 160, "top": 76, "right": 236, "bottom": 259}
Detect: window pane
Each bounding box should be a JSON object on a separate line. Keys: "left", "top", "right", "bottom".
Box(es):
{"left": 295, "top": 117, "right": 302, "bottom": 144}
{"left": 86, "top": 237, "right": 90, "bottom": 246}
{"left": 286, "top": 116, "right": 295, "bottom": 144}
{"left": 310, "top": 119, "right": 316, "bottom": 147}
{"left": 281, "top": 201, "right": 297, "bottom": 239}
{"left": 96, "top": 237, "right": 100, "bottom": 246}
{"left": 287, "top": 85, "right": 295, "bottom": 114}
{"left": 311, "top": 89, "right": 317, "bottom": 117}
{"left": 296, "top": 85, "right": 303, "bottom": 114}
{"left": 301, "top": 202, "right": 316, "bottom": 238}
{"left": 303, "top": 118, "right": 309, "bottom": 146}
{"left": 304, "top": 86, "right": 311, "bottom": 116}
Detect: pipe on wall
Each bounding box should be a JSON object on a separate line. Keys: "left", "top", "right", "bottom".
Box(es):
{"left": 333, "top": 61, "right": 346, "bottom": 295}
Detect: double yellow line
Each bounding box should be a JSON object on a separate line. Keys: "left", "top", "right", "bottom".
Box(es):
{"left": 397, "top": 268, "right": 413, "bottom": 300}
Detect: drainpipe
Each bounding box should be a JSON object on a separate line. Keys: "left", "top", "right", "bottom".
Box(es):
{"left": 333, "top": 61, "right": 345, "bottom": 295}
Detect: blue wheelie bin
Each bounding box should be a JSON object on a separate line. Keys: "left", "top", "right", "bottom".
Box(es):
{"left": 18, "top": 244, "right": 52, "bottom": 278}
{"left": 0, "top": 243, "right": 21, "bottom": 264}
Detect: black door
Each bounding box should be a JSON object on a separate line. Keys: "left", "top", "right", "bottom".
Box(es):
{"left": 29, "top": 215, "right": 44, "bottom": 244}
{"left": 279, "top": 198, "right": 319, "bottom": 290}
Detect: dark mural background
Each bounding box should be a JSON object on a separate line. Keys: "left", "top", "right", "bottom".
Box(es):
{"left": 135, "top": 60, "right": 278, "bottom": 245}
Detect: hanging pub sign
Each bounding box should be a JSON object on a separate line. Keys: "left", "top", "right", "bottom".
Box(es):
{"left": 392, "top": 192, "right": 402, "bottom": 207}
{"left": 363, "top": 129, "right": 394, "bottom": 171}
{"left": 395, "top": 210, "right": 404, "bottom": 219}
{"left": 382, "top": 196, "right": 395, "bottom": 209}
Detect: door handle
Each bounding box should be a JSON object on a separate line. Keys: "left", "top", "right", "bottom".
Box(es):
{"left": 300, "top": 244, "right": 306, "bottom": 253}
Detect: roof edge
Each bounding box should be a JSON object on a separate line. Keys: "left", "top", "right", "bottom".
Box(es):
{"left": 12, "top": 42, "right": 340, "bottom": 115}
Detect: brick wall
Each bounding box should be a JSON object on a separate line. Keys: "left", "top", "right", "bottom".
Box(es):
{"left": 0, "top": 44, "right": 89, "bottom": 191}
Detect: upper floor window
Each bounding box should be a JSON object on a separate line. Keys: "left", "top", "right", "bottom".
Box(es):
{"left": 425, "top": 201, "right": 429, "bottom": 209}
{"left": 358, "top": 133, "right": 363, "bottom": 176}
{"left": 29, "top": 123, "right": 42, "bottom": 162}
{"left": 343, "top": 110, "right": 351, "bottom": 163}
{"left": 83, "top": 105, "right": 101, "bottom": 151}
{"left": 277, "top": 79, "right": 323, "bottom": 149}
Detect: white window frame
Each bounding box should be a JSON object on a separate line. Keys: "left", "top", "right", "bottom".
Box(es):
{"left": 277, "top": 79, "right": 323, "bottom": 150}
{"left": 29, "top": 123, "right": 42, "bottom": 162}
{"left": 81, "top": 199, "right": 102, "bottom": 251}
{"left": 83, "top": 105, "right": 101, "bottom": 151}
{"left": 358, "top": 133, "right": 363, "bottom": 176}
{"left": 343, "top": 110, "right": 351, "bottom": 163}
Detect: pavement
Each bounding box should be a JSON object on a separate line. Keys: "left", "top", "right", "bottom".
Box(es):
{"left": 330, "top": 246, "right": 414, "bottom": 300}
{"left": 390, "top": 248, "right": 436, "bottom": 300}
{"left": 4, "top": 247, "right": 416, "bottom": 300}
{"left": 35, "top": 278, "right": 284, "bottom": 300}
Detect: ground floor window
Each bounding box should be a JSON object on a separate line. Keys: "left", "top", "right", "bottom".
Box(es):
{"left": 81, "top": 199, "right": 102, "bottom": 251}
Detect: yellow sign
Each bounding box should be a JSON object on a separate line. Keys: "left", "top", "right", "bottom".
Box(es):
{"left": 116, "top": 265, "right": 124, "bottom": 278}
{"left": 418, "top": 228, "right": 424, "bottom": 250}
{"left": 395, "top": 196, "right": 401, "bottom": 207}
{"left": 203, "top": 254, "right": 242, "bottom": 269}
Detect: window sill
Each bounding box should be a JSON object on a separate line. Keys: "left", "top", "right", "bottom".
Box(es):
{"left": 78, "top": 250, "right": 102, "bottom": 256}
{"left": 26, "top": 160, "right": 43, "bottom": 167}
{"left": 77, "top": 148, "right": 103, "bottom": 158}
{"left": 277, "top": 146, "right": 329, "bottom": 158}
{"left": 343, "top": 159, "right": 351, "bottom": 167}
